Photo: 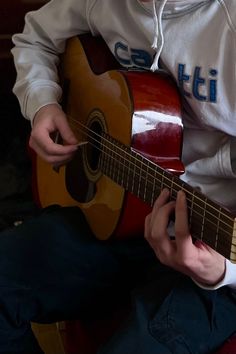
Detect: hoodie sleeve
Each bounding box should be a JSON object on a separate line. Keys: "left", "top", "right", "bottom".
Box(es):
{"left": 11, "top": 0, "right": 93, "bottom": 123}
{"left": 192, "top": 259, "right": 236, "bottom": 291}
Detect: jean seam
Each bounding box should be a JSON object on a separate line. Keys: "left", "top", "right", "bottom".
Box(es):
{"left": 148, "top": 292, "right": 194, "bottom": 354}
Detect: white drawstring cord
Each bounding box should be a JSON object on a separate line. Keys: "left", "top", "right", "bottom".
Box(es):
{"left": 150, "top": 0, "right": 168, "bottom": 71}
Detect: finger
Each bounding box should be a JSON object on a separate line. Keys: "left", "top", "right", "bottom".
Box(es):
{"left": 29, "top": 131, "right": 78, "bottom": 157}
{"left": 44, "top": 153, "right": 75, "bottom": 165}
{"left": 148, "top": 201, "right": 176, "bottom": 259}
{"left": 152, "top": 188, "right": 170, "bottom": 214}
{"left": 174, "top": 190, "right": 193, "bottom": 256}
{"left": 152, "top": 200, "right": 175, "bottom": 241}
{"left": 29, "top": 138, "right": 76, "bottom": 163}
{"left": 150, "top": 188, "right": 174, "bottom": 238}
{"left": 34, "top": 148, "right": 75, "bottom": 165}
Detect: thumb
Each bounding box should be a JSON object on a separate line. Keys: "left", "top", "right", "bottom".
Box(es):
{"left": 56, "top": 114, "right": 78, "bottom": 145}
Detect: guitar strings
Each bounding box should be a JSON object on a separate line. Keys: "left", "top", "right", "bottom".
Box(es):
{"left": 67, "top": 117, "right": 236, "bottom": 247}
{"left": 68, "top": 117, "right": 234, "bottom": 225}
{"left": 68, "top": 118, "right": 236, "bottom": 254}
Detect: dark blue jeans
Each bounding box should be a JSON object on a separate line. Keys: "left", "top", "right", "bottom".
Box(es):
{"left": 99, "top": 272, "right": 236, "bottom": 354}
{"left": 0, "top": 206, "right": 155, "bottom": 353}
{"left": 0, "top": 206, "right": 236, "bottom": 353}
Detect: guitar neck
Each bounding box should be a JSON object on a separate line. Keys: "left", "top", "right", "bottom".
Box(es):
{"left": 99, "top": 132, "right": 236, "bottom": 260}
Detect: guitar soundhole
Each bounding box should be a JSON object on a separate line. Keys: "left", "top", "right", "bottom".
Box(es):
{"left": 65, "top": 111, "right": 106, "bottom": 203}
{"left": 86, "top": 120, "right": 103, "bottom": 173}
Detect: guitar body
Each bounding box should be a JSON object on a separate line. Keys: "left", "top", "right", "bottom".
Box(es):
{"left": 32, "top": 34, "right": 184, "bottom": 240}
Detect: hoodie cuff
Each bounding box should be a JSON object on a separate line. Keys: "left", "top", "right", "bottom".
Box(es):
{"left": 192, "top": 259, "right": 236, "bottom": 291}
{"left": 24, "top": 83, "right": 62, "bottom": 123}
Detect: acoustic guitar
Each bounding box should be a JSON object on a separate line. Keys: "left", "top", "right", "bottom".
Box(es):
{"left": 31, "top": 34, "right": 236, "bottom": 262}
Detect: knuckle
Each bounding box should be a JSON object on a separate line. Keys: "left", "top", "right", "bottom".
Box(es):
{"left": 30, "top": 130, "right": 38, "bottom": 141}
{"left": 28, "top": 136, "right": 35, "bottom": 148}
{"left": 158, "top": 253, "right": 169, "bottom": 266}
{"left": 148, "top": 229, "right": 157, "bottom": 242}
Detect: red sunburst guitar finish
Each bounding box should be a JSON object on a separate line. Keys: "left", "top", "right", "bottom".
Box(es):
{"left": 31, "top": 34, "right": 236, "bottom": 261}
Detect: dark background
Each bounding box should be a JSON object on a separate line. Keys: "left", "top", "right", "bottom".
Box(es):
{"left": 0, "top": 0, "right": 48, "bottom": 230}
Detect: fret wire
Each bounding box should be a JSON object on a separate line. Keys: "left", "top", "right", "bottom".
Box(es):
{"left": 147, "top": 178, "right": 154, "bottom": 204}
{"left": 190, "top": 212, "right": 233, "bottom": 255}
{"left": 136, "top": 158, "right": 142, "bottom": 199}
{"left": 140, "top": 159, "right": 148, "bottom": 202}
{"left": 149, "top": 160, "right": 156, "bottom": 206}
{"left": 191, "top": 210, "right": 234, "bottom": 247}
{"left": 121, "top": 144, "right": 131, "bottom": 190}
{"left": 215, "top": 208, "right": 222, "bottom": 250}
{"left": 131, "top": 156, "right": 136, "bottom": 195}
{"left": 143, "top": 162, "right": 148, "bottom": 202}
{"left": 200, "top": 198, "right": 207, "bottom": 241}
{"left": 126, "top": 157, "right": 131, "bottom": 190}
{"left": 189, "top": 189, "right": 195, "bottom": 227}
{"left": 142, "top": 162, "right": 149, "bottom": 202}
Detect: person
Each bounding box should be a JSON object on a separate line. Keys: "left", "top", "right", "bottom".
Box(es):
{"left": 6, "top": 0, "right": 236, "bottom": 352}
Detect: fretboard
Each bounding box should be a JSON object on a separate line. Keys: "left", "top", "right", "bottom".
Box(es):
{"left": 99, "top": 132, "right": 236, "bottom": 261}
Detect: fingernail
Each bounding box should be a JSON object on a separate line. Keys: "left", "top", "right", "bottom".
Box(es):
{"left": 162, "top": 188, "right": 170, "bottom": 196}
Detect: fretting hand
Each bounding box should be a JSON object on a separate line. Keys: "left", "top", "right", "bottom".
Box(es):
{"left": 145, "top": 189, "right": 226, "bottom": 286}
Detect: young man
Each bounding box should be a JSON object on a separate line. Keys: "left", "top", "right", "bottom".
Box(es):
{"left": 7, "top": 0, "right": 236, "bottom": 352}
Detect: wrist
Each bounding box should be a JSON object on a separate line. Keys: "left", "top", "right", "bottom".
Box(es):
{"left": 33, "top": 103, "right": 62, "bottom": 126}
{"left": 192, "top": 259, "right": 236, "bottom": 290}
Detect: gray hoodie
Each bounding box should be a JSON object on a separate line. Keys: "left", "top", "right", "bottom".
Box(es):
{"left": 11, "top": 0, "right": 236, "bottom": 289}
